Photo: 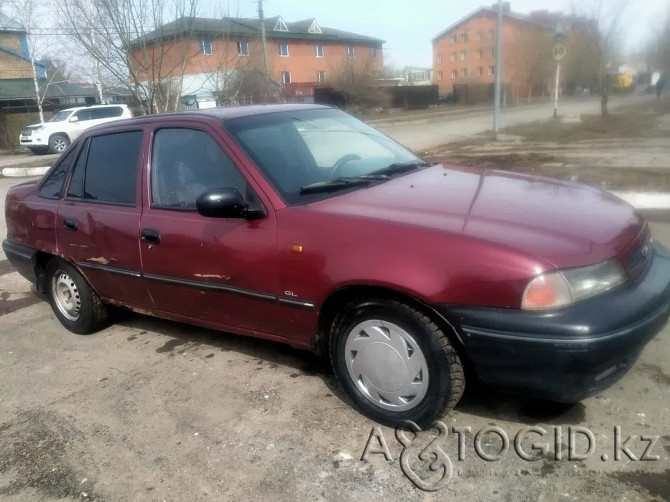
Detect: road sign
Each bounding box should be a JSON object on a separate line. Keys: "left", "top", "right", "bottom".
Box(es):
{"left": 553, "top": 43, "right": 566, "bottom": 61}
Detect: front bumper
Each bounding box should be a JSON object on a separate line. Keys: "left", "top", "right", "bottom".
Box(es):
{"left": 19, "top": 136, "right": 48, "bottom": 147}
{"left": 437, "top": 243, "right": 670, "bottom": 402}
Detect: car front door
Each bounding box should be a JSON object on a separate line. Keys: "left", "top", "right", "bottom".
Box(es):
{"left": 68, "top": 109, "right": 93, "bottom": 141}
{"left": 139, "top": 125, "right": 286, "bottom": 338}
{"left": 56, "top": 128, "right": 153, "bottom": 308}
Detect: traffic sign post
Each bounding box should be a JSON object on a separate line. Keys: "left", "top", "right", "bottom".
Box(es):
{"left": 552, "top": 43, "right": 566, "bottom": 119}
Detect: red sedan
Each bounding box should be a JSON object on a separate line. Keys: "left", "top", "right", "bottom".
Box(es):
{"left": 4, "top": 105, "right": 670, "bottom": 426}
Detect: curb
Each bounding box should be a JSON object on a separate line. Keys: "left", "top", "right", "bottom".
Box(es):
{"left": 611, "top": 192, "right": 670, "bottom": 210}
{"left": 2, "top": 166, "right": 49, "bottom": 177}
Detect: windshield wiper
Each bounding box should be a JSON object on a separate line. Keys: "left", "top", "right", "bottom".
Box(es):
{"left": 369, "top": 162, "right": 433, "bottom": 177}
{"left": 299, "top": 176, "right": 388, "bottom": 195}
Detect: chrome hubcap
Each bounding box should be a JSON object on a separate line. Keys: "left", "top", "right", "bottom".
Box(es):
{"left": 52, "top": 271, "right": 81, "bottom": 321}
{"left": 54, "top": 138, "right": 66, "bottom": 152}
{"left": 344, "top": 320, "right": 429, "bottom": 412}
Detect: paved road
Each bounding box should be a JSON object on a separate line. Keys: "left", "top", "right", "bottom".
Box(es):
{"left": 377, "top": 94, "right": 654, "bottom": 152}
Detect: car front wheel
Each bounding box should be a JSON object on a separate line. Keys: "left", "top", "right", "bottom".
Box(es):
{"left": 329, "top": 298, "right": 465, "bottom": 427}
{"left": 46, "top": 259, "right": 108, "bottom": 334}
{"left": 48, "top": 134, "right": 70, "bottom": 154}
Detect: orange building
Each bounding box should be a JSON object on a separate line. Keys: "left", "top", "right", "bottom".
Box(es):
{"left": 130, "top": 15, "right": 384, "bottom": 106}
{"left": 432, "top": 4, "right": 558, "bottom": 99}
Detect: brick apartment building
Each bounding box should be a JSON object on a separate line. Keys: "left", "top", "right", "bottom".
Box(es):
{"left": 130, "top": 15, "right": 384, "bottom": 107}
{"left": 432, "top": 4, "right": 584, "bottom": 101}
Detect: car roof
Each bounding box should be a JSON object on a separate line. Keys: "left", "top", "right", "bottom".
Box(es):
{"left": 135, "top": 103, "right": 330, "bottom": 122}
{"left": 58, "top": 104, "right": 128, "bottom": 113}
{"left": 86, "top": 104, "right": 333, "bottom": 133}
{"left": 79, "top": 103, "right": 333, "bottom": 136}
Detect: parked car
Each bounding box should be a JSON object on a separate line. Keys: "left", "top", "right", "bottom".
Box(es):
{"left": 19, "top": 104, "right": 134, "bottom": 154}
{"left": 4, "top": 104, "right": 670, "bottom": 426}
{"left": 438, "top": 92, "right": 456, "bottom": 105}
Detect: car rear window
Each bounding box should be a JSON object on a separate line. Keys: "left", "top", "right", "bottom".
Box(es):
{"left": 66, "top": 131, "right": 142, "bottom": 205}
{"left": 90, "top": 107, "right": 123, "bottom": 119}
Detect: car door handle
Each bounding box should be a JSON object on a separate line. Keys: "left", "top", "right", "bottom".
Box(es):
{"left": 63, "top": 217, "right": 77, "bottom": 231}
{"left": 141, "top": 228, "right": 161, "bottom": 244}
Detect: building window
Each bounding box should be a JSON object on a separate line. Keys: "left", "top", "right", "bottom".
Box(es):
{"left": 308, "top": 20, "right": 322, "bottom": 34}
{"left": 371, "top": 47, "right": 377, "bottom": 58}
{"left": 489, "top": 65, "right": 495, "bottom": 75}
{"left": 347, "top": 45, "right": 355, "bottom": 58}
{"left": 461, "top": 69, "right": 467, "bottom": 78}
{"left": 460, "top": 51, "right": 467, "bottom": 61}
{"left": 451, "top": 52, "right": 457, "bottom": 62}
{"left": 279, "top": 43, "right": 289, "bottom": 57}
{"left": 477, "top": 67, "right": 483, "bottom": 76}
{"left": 437, "top": 54, "right": 442, "bottom": 64}
{"left": 237, "top": 41, "right": 249, "bottom": 56}
{"left": 476, "top": 31, "right": 482, "bottom": 40}
{"left": 200, "top": 38, "right": 212, "bottom": 55}
{"left": 274, "top": 18, "right": 288, "bottom": 32}
{"left": 315, "top": 44, "right": 324, "bottom": 57}
{"left": 317, "top": 71, "right": 326, "bottom": 83}
{"left": 488, "top": 47, "right": 495, "bottom": 58}
{"left": 450, "top": 35, "right": 457, "bottom": 43}
{"left": 451, "top": 70, "right": 457, "bottom": 79}
{"left": 460, "top": 33, "right": 468, "bottom": 42}
{"left": 476, "top": 49, "right": 483, "bottom": 59}
{"left": 437, "top": 71, "right": 443, "bottom": 81}
{"left": 281, "top": 71, "right": 291, "bottom": 84}
{"left": 489, "top": 29, "right": 495, "bottom": 38}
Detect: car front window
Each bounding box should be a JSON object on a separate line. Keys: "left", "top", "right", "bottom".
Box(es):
{"left": 49, "top": 110, "right": 72, "bottom": 122}
{"left": 224, "top": 108, "right": 423, "bottom": 204}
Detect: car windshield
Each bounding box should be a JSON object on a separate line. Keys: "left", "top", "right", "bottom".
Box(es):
{"left": 224, "top": 108, "right": 424, "bottom": 204}
{"left": 49, "top": 110, "right": 72, "bottom": 122}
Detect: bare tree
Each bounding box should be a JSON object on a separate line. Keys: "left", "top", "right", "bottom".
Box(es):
{"left": 6, "top": 0, "right": 69, "bottom": 123}
{"left": 571, "top": 0, "right": 628, "bottom": 116}
{"left": 59, "top": 0, "right": 200, "bottom": 114}
{"left": 562, "top": 19, "right": 601, "bottom": 94}
{"left": 328, "top": 56, "right": 385, "bottom": 109}
{"left": 505, "top": 26, "right": 554, "bottom": 103}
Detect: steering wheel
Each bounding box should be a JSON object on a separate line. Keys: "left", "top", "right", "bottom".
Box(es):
{"left": 330, "top": 154, "right": 362, "bottom": 179}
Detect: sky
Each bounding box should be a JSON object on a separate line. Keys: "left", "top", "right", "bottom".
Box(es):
{"left": 207, "top": 0, "right": 670, "bottom": 68}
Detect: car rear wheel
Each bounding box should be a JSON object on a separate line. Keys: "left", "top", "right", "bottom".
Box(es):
{"left": 46, "top": 259, "right": 108, "bottom": 334}
{"left": 329, "top": 298, "right": 465, "bottom": 427}
{"left": 48, "top": 134, "right": 70, "bottom": 154}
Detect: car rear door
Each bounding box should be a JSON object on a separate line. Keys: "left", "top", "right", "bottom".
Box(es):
{"left": 56, "top": 127, "right": 152, "bottom": 308}
{"left": 138, "top": 123, "right": 288, "bottom": 337}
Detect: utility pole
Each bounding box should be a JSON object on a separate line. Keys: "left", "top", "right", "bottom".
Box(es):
{"left": 257, "top": 0, "right": 270, "bottom": 101}
{"left": 492, "top": 0, "right": 503, "bottom": 138}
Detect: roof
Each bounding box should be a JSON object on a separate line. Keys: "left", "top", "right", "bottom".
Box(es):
{"left": 0, "top": 12, "right": 25, "bottom": 33}
{"left": 0, "top": 78, "right": 123, "bottom": 100}
{"left": 431, "top": 6, "right": 549, "bottom": 42}
{"left": 131, "top": 16, "right": 384, "bottom": 47}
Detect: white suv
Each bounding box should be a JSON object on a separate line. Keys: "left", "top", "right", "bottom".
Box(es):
{"left": 19, "top": 104, "right": 134, "bottom": 154}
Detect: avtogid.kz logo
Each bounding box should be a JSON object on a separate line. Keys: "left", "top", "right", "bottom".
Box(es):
{"left": 360, "top": 421, "right": 662, "bottom": 492}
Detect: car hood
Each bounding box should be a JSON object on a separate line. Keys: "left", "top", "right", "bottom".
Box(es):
{"left": 309, "top": 164, "right": 644, "bottom": 269}
{"left": 24, "top": 122, "right": 59, "bottom": 130}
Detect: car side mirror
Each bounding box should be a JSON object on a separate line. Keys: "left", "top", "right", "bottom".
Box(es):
{"left": 70, "top": 116, "right": 79, "bottom": 123}
{"left": 196, "top": 188, "right": 264, "bottom": 219}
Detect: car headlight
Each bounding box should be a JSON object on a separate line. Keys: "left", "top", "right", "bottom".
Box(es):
{"left": 522, "top": 260, "right": 626, "bottom": 310}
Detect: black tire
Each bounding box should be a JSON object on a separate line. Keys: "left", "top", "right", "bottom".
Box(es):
{"left": 329, "top": 298, "right": 465, "bottom": 428}
{"left": 48, "top": 134, "right": 70, "bottom": 154}
{"left": 45, "top": 259, "right": 108, "bottom": 334}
